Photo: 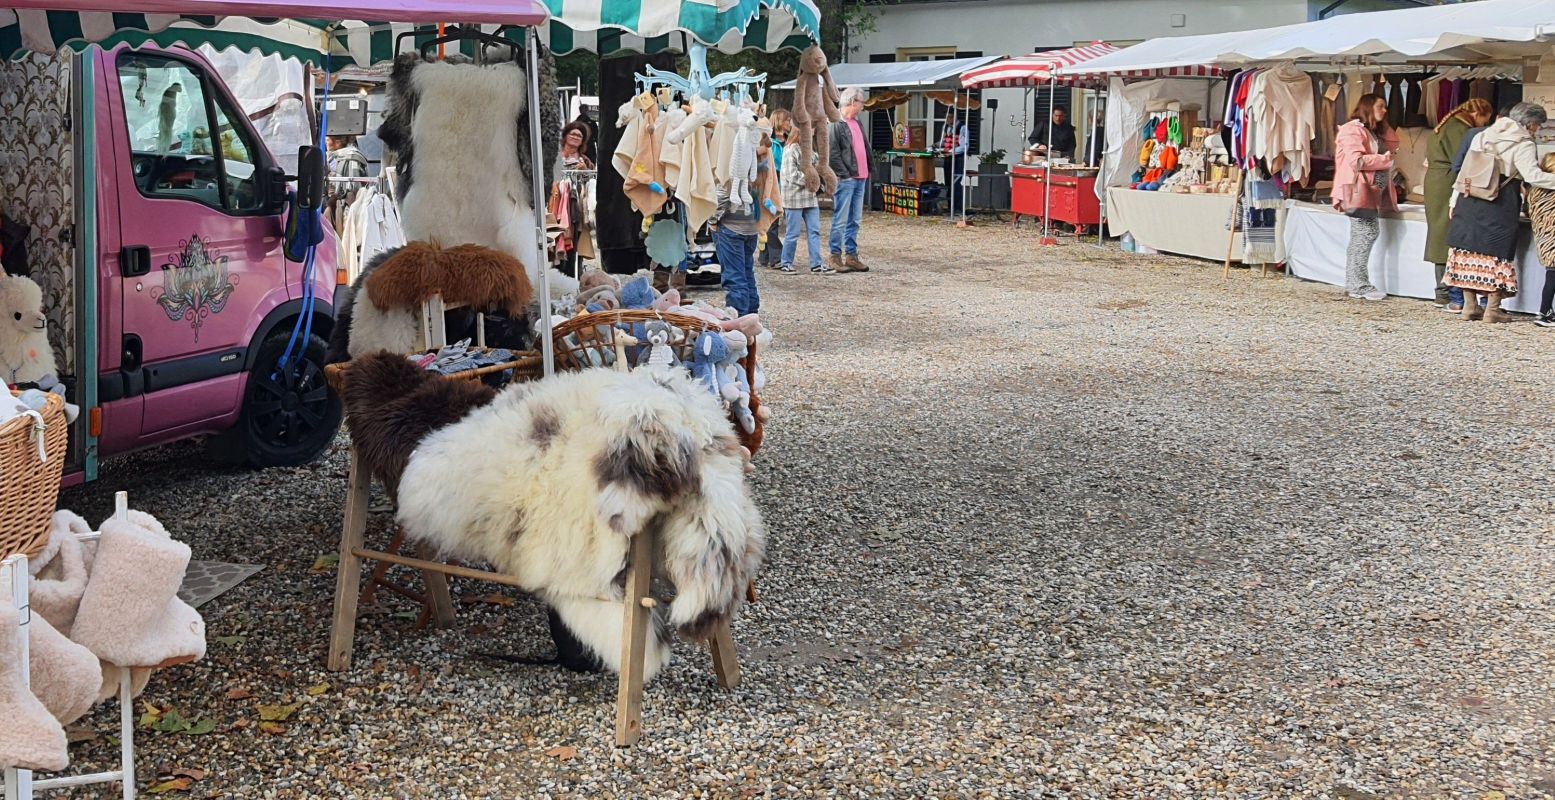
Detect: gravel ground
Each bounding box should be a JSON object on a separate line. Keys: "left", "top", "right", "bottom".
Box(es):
{"left": 52, "top": 211, "right": 1555, "bottom": 798}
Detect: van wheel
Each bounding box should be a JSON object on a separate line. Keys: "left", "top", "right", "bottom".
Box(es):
{"left": 218, "top": 332, "right": 342, "bottom": 468}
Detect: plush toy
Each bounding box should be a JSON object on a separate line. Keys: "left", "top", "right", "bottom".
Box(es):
{"left": 688, "top": 330, "right": 726, "bottom": 398}
{"left": 718, "top": 332, "right": 756, "bottom": 434}
{"left": 727, "top": 106, "right": 759, "bottom": 214}
{"left": 0, "top": 275, "right": 56, "bottom": 388}
{"left": 789, "top": 45, "right": 841, "bottom": 195}
{"left": 639, "top": 321, "right": 678, "bottom": 372}
{"left": 620, "top": 275, "right": 656, "bottom": 310}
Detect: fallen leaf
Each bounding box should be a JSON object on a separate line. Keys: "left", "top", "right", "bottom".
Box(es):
{"left": 213, "top": 636, "right": 246, "bottom": 647}
{"left": 256, "top": 703, "right": 301, "bottom": 722}
{"left": 476, "top": 593, "right": 517, "bottom": 607}
{"left": 310, "top": 554, "right": 339, "bottom": 573}
{"left": 258, "top": 722, "right": 287, "bottom": 735}
{"left": 1482, "top": 792, "right": 1505, "bottom": 800}
{"left": 65, "top": 725, "right": 98, "bottom": 744}
{"left": 305, "top": 684, "right": 330, "bottom": 697}
{"left": 147, "top": 778, "right": 192, "bottom": 794}
{"left": 223, "top": 688, "right": 253, "bottom": 701}
{"left": 184, "top": 718, "right": 217, "bottom": 736}
{"left": 544, "top": 746, "right": 578, "bottom": 761}
{"left": 171, "top": 768, "right": 208, "bottom": 781}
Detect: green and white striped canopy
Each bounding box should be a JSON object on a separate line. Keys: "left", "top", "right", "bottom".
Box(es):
{"left": 1, "top": 0, "right": 819, "bottom": 65}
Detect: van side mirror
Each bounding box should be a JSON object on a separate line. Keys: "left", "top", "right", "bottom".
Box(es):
{"left": 295, "top": 146, "right": 325, "bottom": 212}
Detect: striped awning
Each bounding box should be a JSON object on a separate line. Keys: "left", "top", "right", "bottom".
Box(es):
{"left": 541, "top": 0, "right": 819, "bottom": 54}
{"left": 960, "top": 43, "right": 1122, "bottom": 89}
{"left": 962, "top": 42, "right": 1222, "bottom": 89}
{"left": 2, "top": 0, "right": 817, "bottom": 64}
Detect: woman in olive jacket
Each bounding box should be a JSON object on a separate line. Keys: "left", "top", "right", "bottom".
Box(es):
{"left": 1423, "top": 99, "right": 1493, "bottom": 311}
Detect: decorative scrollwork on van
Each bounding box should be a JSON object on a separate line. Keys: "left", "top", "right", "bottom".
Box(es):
{"left": 150, "top": 235, "right": 238, "bottom": 342}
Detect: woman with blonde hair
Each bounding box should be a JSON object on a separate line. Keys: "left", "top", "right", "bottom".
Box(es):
{"left": 1424, "top": 98, "right": 1494, "bottom": 312}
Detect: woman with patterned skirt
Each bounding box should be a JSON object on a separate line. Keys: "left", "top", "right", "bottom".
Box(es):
{"left": 1445, "top": 103, "right": 1555, "bottom": 323}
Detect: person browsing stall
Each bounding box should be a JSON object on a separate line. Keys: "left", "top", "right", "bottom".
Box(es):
{"left": 828, "top": 87, "right": 871, "bottom": 273}
{"left": 1027, "top": 106, "right": 1076, "bottom": 159}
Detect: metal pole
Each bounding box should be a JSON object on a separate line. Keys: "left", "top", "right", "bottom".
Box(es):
{"left": 1043, "top": 74, "right": 1054, "bottom": 244}
{"left": 961, "top": 89, "right": 969, "bottom": 225}
{"left": 528, "top": 28, "right": 555, "bottom": 377}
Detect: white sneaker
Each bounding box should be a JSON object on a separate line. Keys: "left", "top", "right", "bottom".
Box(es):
{"left": 1347, "top": 289, "right": 1387, "bottom": 301}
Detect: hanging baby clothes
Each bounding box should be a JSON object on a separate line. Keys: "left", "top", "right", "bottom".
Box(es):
{"left": 622, "top": 103, "right": 669, "bottom": 217}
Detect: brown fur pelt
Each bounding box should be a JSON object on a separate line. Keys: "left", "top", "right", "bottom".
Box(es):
{"left": 339, "top": 352, "right": 499, "bottom": 500}
{"left": 364, "top": 241, "right": 534, "bottom": 314}
{"left": 378, "top": 49, "right": 560, "bottom": 206}
{"left": 789, "top": 45, "right": 841, "bottom": 195}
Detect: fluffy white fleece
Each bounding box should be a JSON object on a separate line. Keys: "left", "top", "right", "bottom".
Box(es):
{"left": 395, "top": 368, "right": 764, "bottom": 681}
{"left": 399, "top": 61, "right": 539, "bottom": 286}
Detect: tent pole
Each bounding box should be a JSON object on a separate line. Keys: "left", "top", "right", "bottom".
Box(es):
{"left": 528, "top": 27, "right": 555, "bottom": 377}
{"left": 1041, "top": 74, "right": 1055, "bottom": 245}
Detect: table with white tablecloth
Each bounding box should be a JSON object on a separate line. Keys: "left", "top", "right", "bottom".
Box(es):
{"left": 1106, "top": 188, "right": 1245, "bottom": 262}
{"left": 1281, "top": 201, "right": 1544, "bottom": 314}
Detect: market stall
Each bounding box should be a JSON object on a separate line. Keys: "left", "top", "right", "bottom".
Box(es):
{"left": 774, "top": 55, "right": 998, "bottom": 218}
{"left": 1073, "top": 0, "right": 1555, "bottom": 295}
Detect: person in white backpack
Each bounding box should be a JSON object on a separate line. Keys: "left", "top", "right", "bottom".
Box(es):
{"left": 1444, "top": 102, "right": 1555, "bottom": 322}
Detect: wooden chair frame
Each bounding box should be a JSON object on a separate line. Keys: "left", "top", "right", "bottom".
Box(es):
{"left": 325, "top": 296, "right": 741, "bottom": 746}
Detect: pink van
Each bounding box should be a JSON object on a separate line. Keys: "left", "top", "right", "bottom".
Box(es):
{"left": 0, "top": 43, "right": 341, "bottom": 486}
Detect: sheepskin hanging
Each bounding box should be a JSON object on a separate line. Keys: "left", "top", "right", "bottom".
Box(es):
{"left": 378, "top": 51, "right": 561, "bottom": 287}
{"left": 341, "top": 355, "right": 764, "bottom": 681}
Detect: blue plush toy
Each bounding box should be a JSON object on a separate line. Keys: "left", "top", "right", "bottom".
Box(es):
{"left": 689, "top": 331, "right": 726, "bottom": 398}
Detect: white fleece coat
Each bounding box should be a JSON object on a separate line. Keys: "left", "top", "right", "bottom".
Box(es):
{"left": 395, "top": 368, "right": 764, "bottom": 680}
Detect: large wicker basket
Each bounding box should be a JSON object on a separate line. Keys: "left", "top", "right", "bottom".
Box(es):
{"left": 0, "top": 390, "right": 69, "bottom": 560}
{"left": 551, "top": 309, "right": 765, "bottom": 454}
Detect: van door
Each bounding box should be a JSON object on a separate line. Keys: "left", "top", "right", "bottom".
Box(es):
{"left": 108, "top": 49, "right": 282, "bottom": 436}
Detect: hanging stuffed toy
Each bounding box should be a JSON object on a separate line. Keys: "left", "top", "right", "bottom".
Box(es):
{"left": 727, "top": 106, "right": 759, "bottom": 214}
{"left": 675, "top": 99, "right": 719, "bottom": 238}
{"left": 789, "top": 45, "right": 841, "bottom": 195}
{"left": 622, "top": 96, "right": 670, "bottom": 218}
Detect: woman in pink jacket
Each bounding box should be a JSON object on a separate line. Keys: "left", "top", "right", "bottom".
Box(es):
{"left": 1332, "top": 94, "right": 1397, "bottom": 301}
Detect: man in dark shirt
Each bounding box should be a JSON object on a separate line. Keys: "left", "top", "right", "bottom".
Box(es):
{"left": 1027, "top": 106, "right": 1077, "bottom": 159}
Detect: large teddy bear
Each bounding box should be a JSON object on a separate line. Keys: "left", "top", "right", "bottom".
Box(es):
{"left": 0, "top": 274, "right": 56, "bottom": 387}
{"left": 789, "top": 45, "right": 842, "bottom": 195}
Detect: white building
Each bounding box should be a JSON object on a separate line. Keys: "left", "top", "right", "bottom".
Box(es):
{"left": 851, "top": 0, "right": 1424, "bottom": 161}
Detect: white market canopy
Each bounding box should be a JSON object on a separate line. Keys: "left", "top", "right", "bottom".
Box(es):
{"left": 1074, "top": 0, "right": 1555, "bottom": 74}
{"left": 774, "top": 54, "right": 998, "bottom": 91}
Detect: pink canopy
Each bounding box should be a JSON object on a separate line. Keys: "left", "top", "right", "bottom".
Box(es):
{"left": 3, "top": 0, "right": 549, "bottom": 26}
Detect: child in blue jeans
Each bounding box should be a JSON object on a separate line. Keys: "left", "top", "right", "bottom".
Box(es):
{"left": 779, "top": 144, "right": 831, "bottom": 274}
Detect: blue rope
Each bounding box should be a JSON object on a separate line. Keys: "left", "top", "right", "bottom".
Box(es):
{"left": 272, "top": 51, "right": 330, "bottom": 382}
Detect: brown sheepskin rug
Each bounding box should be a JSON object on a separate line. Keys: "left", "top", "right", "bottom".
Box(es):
{"left": 338, "top": 352, "right": 499, "bottom": 500}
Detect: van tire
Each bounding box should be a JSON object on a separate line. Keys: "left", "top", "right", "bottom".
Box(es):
{"left": 212, "top": 332, "right": 342, "bottom": 469}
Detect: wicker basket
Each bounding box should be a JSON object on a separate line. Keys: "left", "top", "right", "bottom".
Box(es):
{"left": 551, "top": 309, "right": 766, "bottom": 454}
{"left": 0, "top": 390, "right": 69, "bottom": 560}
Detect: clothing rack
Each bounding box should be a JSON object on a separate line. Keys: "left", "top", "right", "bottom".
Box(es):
{"left": 4, "top": 492, "right": 138, "bottom": 800}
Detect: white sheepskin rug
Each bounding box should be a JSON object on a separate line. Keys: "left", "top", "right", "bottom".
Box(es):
{"left": 395, "top": 61, "right": 540, "bottom": 286}
{"left": 394, "top": 367, "right": 765, "bottom": 680}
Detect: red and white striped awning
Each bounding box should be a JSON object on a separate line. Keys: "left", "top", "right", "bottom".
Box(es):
{"left": 960, "top": 42, "right": 1120, "bottom": 89}
{"left": 960, "top": 42, "right": 1221, "bottom": 89}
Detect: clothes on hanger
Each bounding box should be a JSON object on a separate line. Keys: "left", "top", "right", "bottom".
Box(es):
{"left": 336, "top": 182, "right": 406, "bottom": 281}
